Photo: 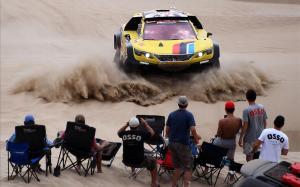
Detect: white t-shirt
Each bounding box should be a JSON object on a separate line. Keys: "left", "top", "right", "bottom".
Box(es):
{"left": 258, "top": 128, "right": 289, "bottom": 163}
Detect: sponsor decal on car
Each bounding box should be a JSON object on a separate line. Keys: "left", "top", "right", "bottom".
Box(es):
{"left": 172, "top": 42, "right": 195, "bottom": 54}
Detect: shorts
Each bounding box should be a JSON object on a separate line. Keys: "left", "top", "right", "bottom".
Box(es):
{"left": 213, "top": 137, "right": 236, "bottom": 160}
{"left": 243, "top": 141, "right": 254, "bottom": 155}
{"left": 169, "top": 142, "right": 193, "bottom": 171}
{"left": 141, "top": 156, "right": 156, "bottom": 171}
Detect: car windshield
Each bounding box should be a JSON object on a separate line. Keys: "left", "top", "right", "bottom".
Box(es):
{"left": 143, "top": 21, "right": 197, "bottom": 40}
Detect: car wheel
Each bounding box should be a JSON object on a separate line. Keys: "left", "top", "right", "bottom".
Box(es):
{"left": 123, "top": 59, "right": 140, "bottom": 73}
{"left": 208, "top": 44, "right": 220, "bottom": 69}
{"left": 114, "top": 32, "right": 121, "bottom": 50}
{"left": 210, "top": 57, "right": 220, "bottom": 69}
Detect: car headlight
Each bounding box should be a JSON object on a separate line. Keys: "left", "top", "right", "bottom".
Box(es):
{"left": 196, "top": 48, "right": 213, "bottom": 57}
{"left": 134, "top": 49, "right": 153, "bottom": 59}
{"left": 145, "top": 53, "right": 151, "bottom": 58}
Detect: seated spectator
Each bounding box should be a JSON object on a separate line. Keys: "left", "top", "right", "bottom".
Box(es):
{"left": 8, "top": 114, "right": 52, "bottom": 172}
{"left": 8, "top": 114, "right": 52, "bottom": 146}
{"left": 118, "top": 117, "right": 159, "bottom": 187}
{"left": 59, "top": 114, "right": 109, "bottom": 173}
{"left": 213, "top": 101, "right": 242, "bottom": 161}
{"left": 252, "top": 115, "right": 289, "bottom": 163}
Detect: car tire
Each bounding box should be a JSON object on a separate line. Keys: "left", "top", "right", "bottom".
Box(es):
{"left": 123, "top": 59, "right": 140, "bottom": 73}
{"left": 114, "top": 32, "right": 121, "bottom": 50}
{"left": 208, "top": 44, "right": 220, "bottom": 69}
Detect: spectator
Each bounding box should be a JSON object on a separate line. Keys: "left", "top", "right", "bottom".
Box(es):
{"left": 8, "top": 114, "right": 52, "bottom": 172}
{"left": 166, "top": 96, "right": 201, "bottom": 187}
{"left": 252, "top": 115, "right": 289, "bottom": 162}
{"left": 59, "top": 114, "right": 109, "bottom": 173}
{"left": 8, "top": 114, "right": 52, "bottom": 146}
{"left": 118, "top": 117, "right": 159, "bottom": 187}
{"left": 213, "top": 101, "right": 242, "bottom": 161}
{"left": 239, "top": 89, "right": 267, "bottom": 161}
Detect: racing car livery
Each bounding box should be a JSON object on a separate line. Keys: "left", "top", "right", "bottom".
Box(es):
{"left": 114, "top": 9, "right": 220, "bottom": 72}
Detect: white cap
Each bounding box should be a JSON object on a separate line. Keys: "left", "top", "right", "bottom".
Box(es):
{"left": 177, "top": 96, "right": 188, "bottom": 106}
{"left": 129, "top": 117, "right": 140, "bottom": 128}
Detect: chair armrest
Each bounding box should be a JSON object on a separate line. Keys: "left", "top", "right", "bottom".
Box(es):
{"left": 52, "top": 138, "right": 64, "bottom": 148}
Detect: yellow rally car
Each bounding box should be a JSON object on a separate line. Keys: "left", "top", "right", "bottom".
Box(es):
{"left": 114, "top": 9, "right": 220, "bottom": 72}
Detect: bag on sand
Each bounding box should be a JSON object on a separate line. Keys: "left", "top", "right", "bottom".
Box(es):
{"left": 53, "top": 166, "right": 61, "bottom": 177}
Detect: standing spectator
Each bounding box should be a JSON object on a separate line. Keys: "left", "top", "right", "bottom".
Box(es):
{"left": 252, "top": 115, "right": 289, "bottom": 162}
{"left": 213, "top": 101, "right": 242, "bottom": 161}
{"left": 238, "top": 89, "right": 268, "bottom": 161}
{"left": 118, "top": 117, "right": 159, "bottom": 187}
{"left": 166, "top": 96, "right": 201, "bottom": 187}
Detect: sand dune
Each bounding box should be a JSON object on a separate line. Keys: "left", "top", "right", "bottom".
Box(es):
{"left": 1, "top": 0, "right": 299, "bottom": 186}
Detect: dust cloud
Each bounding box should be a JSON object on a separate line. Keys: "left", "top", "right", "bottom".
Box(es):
{"left": 11, "top": 57, "right": 272, "bottom": 106}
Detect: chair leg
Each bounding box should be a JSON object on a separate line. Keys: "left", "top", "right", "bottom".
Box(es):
{"left": 7, "top": 152, "right": 9, "bottom": 181}
{"left": 213, "top": 169, "right": 222, "bottom": 187}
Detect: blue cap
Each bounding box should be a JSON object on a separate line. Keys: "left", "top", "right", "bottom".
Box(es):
{"left": 24, "top": 115, "right": 35, "bottom": 125}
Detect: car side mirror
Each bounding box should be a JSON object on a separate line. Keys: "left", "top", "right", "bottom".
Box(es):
{"left": 207, "top": 32, "right": 213, "bottom": 37}
{"left": 125, "top": 34, "right": 131, "bottom": 41}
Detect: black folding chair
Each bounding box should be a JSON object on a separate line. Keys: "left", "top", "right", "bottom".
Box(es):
{"left": 224, "top": 160, "right": 243, "bottom": 185}
{"left": 97, "top": 139, "right": 122, "bottom": 167}
{"left": 193, "top": 141, "right": 228, "bottom": 186}
{"left": 55, "top": 121, "right": 96, "bottom": 176}
{"left": 136, "top": 115, "right": 165, "bottom": 158}
{"left": 15, "top": 125, "right": 52, "bottom": 175}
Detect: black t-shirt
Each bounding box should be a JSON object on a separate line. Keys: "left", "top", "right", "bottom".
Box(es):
{"left": 118, "top": 130, "right": 151, "bottom": 165}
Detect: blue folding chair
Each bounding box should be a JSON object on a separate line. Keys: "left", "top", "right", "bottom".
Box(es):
{"left": 6, "top": 141, "right": 43, "bottom": 183}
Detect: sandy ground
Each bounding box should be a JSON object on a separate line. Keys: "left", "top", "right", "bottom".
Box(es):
{"left": 0, "top": 0, "right": 300, "bottom": 186}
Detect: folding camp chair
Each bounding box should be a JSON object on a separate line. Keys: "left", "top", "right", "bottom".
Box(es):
{"left": 55, "top": 121, "right": 96, "bottom": 176}
{"left": 157, "top": 146, "right": 175, "bottom": 177}
{"left": 193, "top": 141, "right": 228, "bottom": 186}
{"left": 14, "top": 125, "right": 52, "bottom": 176}
{"left": 136, "top": 115, "right": 165, "bottom": 158}
{"left": 97, "top": 139, "right": 122, "bottom": 167}
{"left": 6, "top": 141, "right": 44, "bottom": 183}
{"left": 121, "top": 133, "right": 154, "bottom": 179}
{"left": 224, "top": 160, "right": 243, "bottom": 185}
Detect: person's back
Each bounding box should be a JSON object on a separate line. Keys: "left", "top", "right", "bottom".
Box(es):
{"left": 167, "top": 109, "right": 195, "bottom": 145}
{"left": 166, "top": 96, "right": 201, "bottom": 187}
{"left": 239, "top": 89, "right": 267, "bottom": 161}
{"left": 218, "top": 117, "right": 242, "bottom": 139}
{"left": 119, "top": 130, "right": 149, "bottom": 165}
{"left": 253, "top": 115, "right": 289, "bottom": 163}
{"left": 259, "top": 128, "right": 288, "bottom": 162}
{"left": 117, "top": 117, "right": 159, "bottom": 187}
{"left": 243, "top": 103, "right": 267, "bottom": 142}
{"left": 214, "top": 101, "right": 242, "bottom": 160}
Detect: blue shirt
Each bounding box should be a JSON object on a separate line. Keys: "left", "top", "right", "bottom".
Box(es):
{"left": 167, "top": 109, "right": 196, "bottom": 145}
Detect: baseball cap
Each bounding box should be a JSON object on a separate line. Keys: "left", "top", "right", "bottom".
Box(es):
{"left": 177, "top": 96, "right": 188, "bottom": 106}
{"left": 225, "top": 101, "right": 235, "bottom": 109}
{"left": 24, "top": 114, "right": 35, "bottom": 125}
{"left": 129, "top": 117, "right": 140, "bottom": 128}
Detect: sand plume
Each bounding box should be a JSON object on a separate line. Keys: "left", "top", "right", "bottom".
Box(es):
{"left": 12, "top": 58, "right": 272, "bottom": 106}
